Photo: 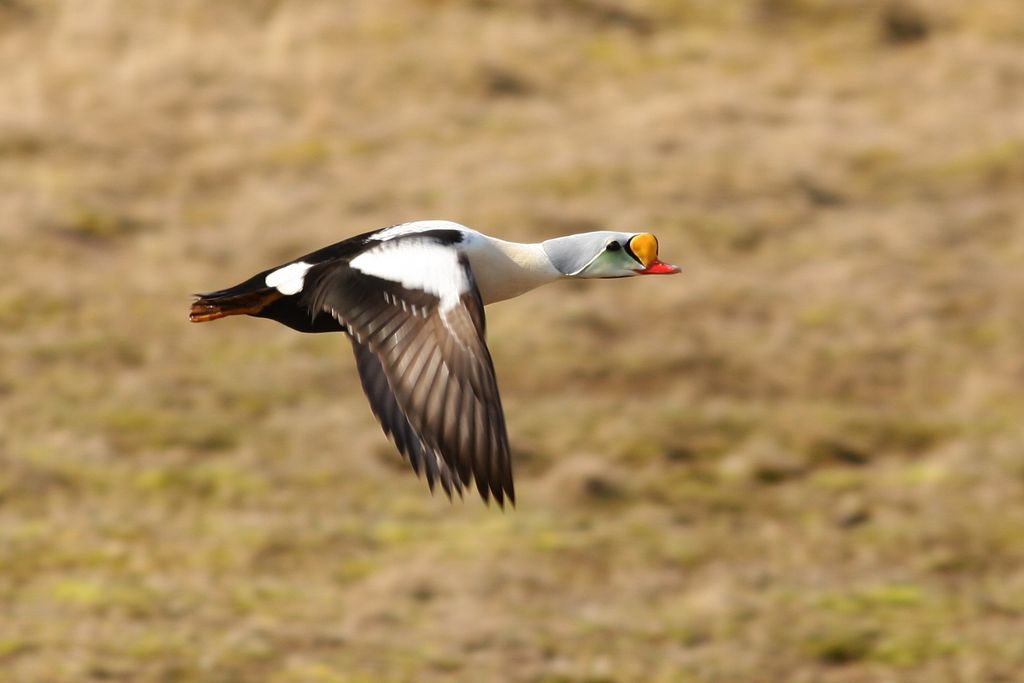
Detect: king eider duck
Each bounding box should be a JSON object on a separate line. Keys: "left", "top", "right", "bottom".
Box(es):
{"left": 190, "top": 220, "right": 679, "bottom": 506}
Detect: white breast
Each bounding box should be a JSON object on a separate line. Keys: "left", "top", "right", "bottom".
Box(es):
{"left": 461, "top": 233, "right": 563, "bottom": 305}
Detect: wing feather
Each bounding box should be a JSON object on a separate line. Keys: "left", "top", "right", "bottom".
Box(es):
{"left": 305, "top": 238, "right": 513, "bottom": 504}
{"left": 351, "top": 341, "right": 462, "bottom": 496}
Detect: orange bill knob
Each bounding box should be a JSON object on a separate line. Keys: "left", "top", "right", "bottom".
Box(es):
{"left": 628, "top": 233, "right": 680, "bottom": 274}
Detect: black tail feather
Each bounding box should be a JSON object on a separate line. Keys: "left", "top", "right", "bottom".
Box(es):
{"left": 190, "top": 272, "right": 343, "bottom": 333}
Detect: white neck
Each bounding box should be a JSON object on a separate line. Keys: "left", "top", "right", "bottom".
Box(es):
{"left": 463, "top": 234, "right": 563, "bottom": 305}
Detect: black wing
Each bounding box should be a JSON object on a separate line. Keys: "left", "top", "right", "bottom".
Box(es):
{"left": 351, "top": 341, "right": 464, "bottom": 499}
{"left": 304, "top": 243, "right": 515, "bottom": 505}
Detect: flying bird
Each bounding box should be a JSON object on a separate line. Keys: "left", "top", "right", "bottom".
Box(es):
{"left": 190, "top": 220, "right": 679, "bottom": 506}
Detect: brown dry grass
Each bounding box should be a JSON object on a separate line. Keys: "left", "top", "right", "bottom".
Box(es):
{"left": 2, "top": 1, "right": 1024, "bottom": 681}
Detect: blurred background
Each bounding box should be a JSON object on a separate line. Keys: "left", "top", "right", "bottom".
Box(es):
{"left": 2, "top": 1, "right": 1024, "bottom": 681}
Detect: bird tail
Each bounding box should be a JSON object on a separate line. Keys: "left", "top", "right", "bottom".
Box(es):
{"left": 189, "top": 283, "right": 283, "bottom": 323}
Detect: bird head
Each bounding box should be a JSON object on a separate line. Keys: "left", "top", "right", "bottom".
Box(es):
{"left": 542, "top": 231, "right": 680, "bottom": 279}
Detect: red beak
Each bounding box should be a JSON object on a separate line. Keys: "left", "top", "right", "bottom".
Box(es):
{"left": 635, "top": 259, "right": 680, "bottom": 275}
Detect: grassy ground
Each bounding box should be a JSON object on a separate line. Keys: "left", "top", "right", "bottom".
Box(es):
{"left": 3, "top": 0, "right": 1024, "bottom": 681}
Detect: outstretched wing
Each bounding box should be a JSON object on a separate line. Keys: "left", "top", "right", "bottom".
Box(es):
{"left": 350, "top": 341, "right": 464, "bottom": 499}
{"left": 304, "top": 237, "right": 515, "bottom": 505}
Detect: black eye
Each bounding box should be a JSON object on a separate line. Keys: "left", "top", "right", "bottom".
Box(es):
{"left": 606, "top": 241, "right": 621, "bottom": 252}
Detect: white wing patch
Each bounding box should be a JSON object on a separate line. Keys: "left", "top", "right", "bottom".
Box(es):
{"left": 350, "top": 240, "right": 469, "bottom": 311}
{"left": 265, "top": 261, "right": 312, "bottom": 295}
{"left": 371, "top": 220, "right": 469, "bottom": 242}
